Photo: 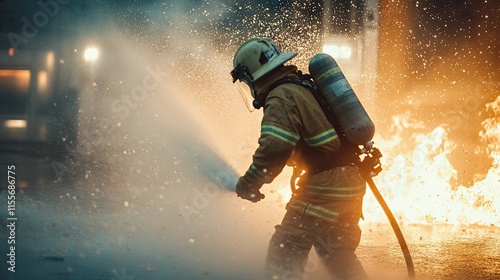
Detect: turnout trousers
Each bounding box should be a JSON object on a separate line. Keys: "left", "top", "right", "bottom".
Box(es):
{"left": 264, "top": 197, "right": 369, "bottom": 280}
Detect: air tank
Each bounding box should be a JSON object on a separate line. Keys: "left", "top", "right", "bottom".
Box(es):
{"left": 308, "top": 53, "right": 375, "bottom": 146}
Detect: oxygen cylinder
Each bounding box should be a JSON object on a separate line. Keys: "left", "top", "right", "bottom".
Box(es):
{"left": 308, "top": 53, "right": 375, "bottom": 146}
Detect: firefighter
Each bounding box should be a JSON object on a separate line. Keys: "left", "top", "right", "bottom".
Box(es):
{"left": 231, "top": 37, "right": 370, "bottom": 280}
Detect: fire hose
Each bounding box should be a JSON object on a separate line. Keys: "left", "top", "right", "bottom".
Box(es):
{"left": 366, "top": 177, "right": 415, "bottom": 279}
{"left": 358, "top": 147, "right": 415, "bottom": 279}
{"left": 289, "top": 153, "right": 415, "bottom": 279}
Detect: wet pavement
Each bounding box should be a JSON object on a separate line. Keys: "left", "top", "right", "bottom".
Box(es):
{"left": 0, "top": 154, "right": 499, "bottom": 280}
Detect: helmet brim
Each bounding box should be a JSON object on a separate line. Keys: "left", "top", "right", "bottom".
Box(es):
{"left": 251, "top": 52, "right": 298, "bottom": 82}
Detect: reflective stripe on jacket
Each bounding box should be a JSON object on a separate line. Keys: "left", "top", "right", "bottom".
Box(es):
{"left": 241, "top": 65, "right": 366, "bottom": 222}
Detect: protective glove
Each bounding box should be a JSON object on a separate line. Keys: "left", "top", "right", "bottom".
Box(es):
{"left": 358, "top": 148, "right": 383, "bottom": 179}
{"left": 235, "top": 176, "right": 265, "bottom": 203}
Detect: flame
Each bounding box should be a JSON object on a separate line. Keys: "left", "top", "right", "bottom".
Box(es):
{"left": 276, "top": 98, "right": 500, "bottom": 227}
{"left": 363, "top": 101, "right": 500, "bottom": 226}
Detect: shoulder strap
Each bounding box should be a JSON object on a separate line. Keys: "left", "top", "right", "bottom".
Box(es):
{"left": 269, "top": 72, "right": 349, "bottom": 145}
{"left": 269, "top": 72, "right": 361, "bottom": 175}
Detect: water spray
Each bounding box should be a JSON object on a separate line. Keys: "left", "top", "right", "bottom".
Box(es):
{"left": 309, "top": 53, "right": 415, "bottom": 279}
{"left": 189, "top": 140, "right": 239, "bottom": 192}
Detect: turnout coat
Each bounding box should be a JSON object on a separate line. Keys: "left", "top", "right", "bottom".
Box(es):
{"left": 238, "top": 65, "right": 367, "bottom": 222}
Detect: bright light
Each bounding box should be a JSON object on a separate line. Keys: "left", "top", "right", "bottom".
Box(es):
{"left": 322, "top": 44, "right": 352, "bottom": 60}
{"left": 277, "top": 185, "right": 292, "bottom": 203}
{"left": 37, "top": 71, "right": 48, "bottom": 94}
{"left": 4, "top": 120, "right": 27, "bottom": 128}
{"left": 46, "top": 51, "right": 55, "bottom": 70}
{"left": 84, "top": 47, "right": 99, "bottom": 62}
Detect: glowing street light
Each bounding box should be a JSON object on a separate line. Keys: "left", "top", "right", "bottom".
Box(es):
{"left": 83, "top": 47, "right": 99, "bottom": 63}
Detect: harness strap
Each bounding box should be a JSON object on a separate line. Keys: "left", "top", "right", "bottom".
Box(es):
{"left": 268, "top": 72, "right": 359, "bottom": 174}
{"left": 268, "top": 72, "right": 351, "bottom": 146}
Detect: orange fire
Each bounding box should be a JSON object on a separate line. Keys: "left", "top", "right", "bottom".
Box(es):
{"left": 277, "top": 97, "right": 500, "bottom": 227}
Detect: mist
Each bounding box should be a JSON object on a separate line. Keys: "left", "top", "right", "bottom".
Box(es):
{"left": 0, "top": 0, "right": 499, "bottom": 279}
{"left": 0, "top": 1, "right": 302, "bottom": 279}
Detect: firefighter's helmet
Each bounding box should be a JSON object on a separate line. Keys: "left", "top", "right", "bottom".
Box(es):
{"left": 230, "top": 38, "right": 297, "bottom": 111}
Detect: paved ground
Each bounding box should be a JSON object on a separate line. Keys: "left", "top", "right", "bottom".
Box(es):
{"left": 0, "top": 153, "right": 499, "bottom": 280}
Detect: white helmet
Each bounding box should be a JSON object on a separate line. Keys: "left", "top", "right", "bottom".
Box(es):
{"left": 231, "top": 38, "right": 297, "bottom": 110}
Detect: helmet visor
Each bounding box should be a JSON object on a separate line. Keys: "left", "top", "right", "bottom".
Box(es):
{"left": 234, "top": 80, "right": 255, "bottom": 112}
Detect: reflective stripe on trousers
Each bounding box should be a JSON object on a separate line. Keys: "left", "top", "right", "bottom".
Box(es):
{"left": 264, "top": 197, "right": 368, "bottom": 280}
